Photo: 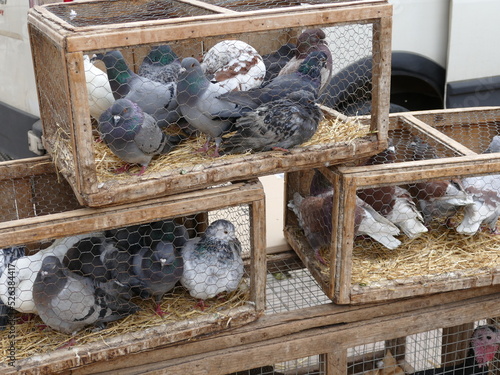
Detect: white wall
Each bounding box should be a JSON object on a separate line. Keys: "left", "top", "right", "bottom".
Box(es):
{"left": 0, "top": 1, "right": 39, "bottom": 116}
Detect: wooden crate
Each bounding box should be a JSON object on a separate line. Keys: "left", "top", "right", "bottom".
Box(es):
{"left": 284, "top": 107, "right": 500, "bottom": 304}
{"left": 0, "top": 156, "right": 266, "bottom": 371}
{"left": 27, "top": 0, "right": 392, "bottom": 207}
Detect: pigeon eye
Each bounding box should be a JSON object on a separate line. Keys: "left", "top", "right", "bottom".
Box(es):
{"left": 487, "top": 335, "right": 492, "bottom": 340}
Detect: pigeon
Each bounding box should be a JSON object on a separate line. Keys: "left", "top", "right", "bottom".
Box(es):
{"left": 180, "top": 219, "right": 243, "bottom": 303}
{"left": 176, "top": 57, "right": 240, "bottom": 156}
{"left": 456, "top": 135, "right": 500, "bottom": 235}
{"left": 357, "top": 146, "right": 428, "bottom": 239}
{"left": 33, "top": 256, "right": 139, "bottom": 335}
{"left": 201, "top": 40, "right": 266, "bottom": 93}
{"left": 411, "top": 325, "right": 500, "bottom": 375}
{"left": 278, "top": 29, "right": 333, "bottom": 92}
{"left": 483, "top": 135, "right": 500, "bottom": 154}
{"left": 261, "top": 43, "right": 297, "bottom": 84}
{"left": 98, "top": 98, "right": 184, "bottom": 175}
{"left": 0, "top": 246, "right": 26, "bottom": 329}
{"left": 216, "top": 50, "right": 327, "bottom": 116}
{"left": 84, "top": 54, "right": 115, "bottom": 120}
{"left": 138, "top": 44, "right": 181, "bottom": 84}
{"left": 220, "top": 90, "right": 323, "bottom": 154}
{"left": 0, "top": 233, "right": 103, "bottom": 314}
{"left": 130, "top": 241, "right": 184, "bottom": 315}
{"left": 94, "top": 50, "right": 180, "bottom": 127}
{"left": 288, "top": 189, "right": 401, "bottom": 264}
{"left": 456, "top": 174, "right": 500, "bottom": 235}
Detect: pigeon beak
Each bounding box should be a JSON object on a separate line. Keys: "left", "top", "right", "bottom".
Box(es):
{"left": 112, "top": 114, "right": 121, "bottom": 124}
{"left": 179, "top": 67, "right": 186, "bottom": 74}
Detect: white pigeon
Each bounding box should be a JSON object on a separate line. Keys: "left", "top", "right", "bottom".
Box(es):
{"left": 0, "top": 233, "right": 103, "bottom": 314}
{"left": 84, "top": 55, "right": 115, "bottom": 120}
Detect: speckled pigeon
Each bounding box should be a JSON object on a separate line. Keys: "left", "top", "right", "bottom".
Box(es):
{"left": 138, "top": 44, "right": 181, "bottom": 84}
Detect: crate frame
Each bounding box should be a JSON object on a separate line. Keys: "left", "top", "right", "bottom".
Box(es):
{"left": 27, "top": 0, "right": 392, "bottom": 207}
{"left": 285, "top": 107, "right": 500, "bottom": 304}
{"left": 0, "top": 156, "right": 267, "bottom": 371}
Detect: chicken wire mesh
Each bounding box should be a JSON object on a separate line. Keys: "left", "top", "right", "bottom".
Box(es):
{"left": 28, "top": 0, "right": 389, "bottom": 206}
{"left": 0, "top": 204, "right": 260, "bottom": 361}
{"left": 347, "top": 320, "right": 500, "bottom": 375}
{"left": 285, "top": 109, "right": 500, "bottom": 303}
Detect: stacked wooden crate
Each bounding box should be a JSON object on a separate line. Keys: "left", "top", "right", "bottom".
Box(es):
{"left": 0, "top": 0, "right": 396, "bottom": 373}
{"left": 285, "top": 107, "right": 500, "bottom": 304}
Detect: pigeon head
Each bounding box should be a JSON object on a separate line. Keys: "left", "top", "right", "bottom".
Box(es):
{"left": 296, "top": 29, "right": 327, "bottom": 57}
{"left": 93, "top": 51, "right": 133, "bottom": 86}
{"left": 178, "top": 57, "right": 208, "bottom": 100}
{"left": 99, "top": 98, "right": 145, "bottom": 141}
{"left": 37, "top": 256, "right": 67, "bottom": 297}
{"left": 204, "top": 219, "right": 237, "bottom": 242}
{"left": 297, "top": 51, "right": 328, "bottom": 80}
{"left": 471, "top": 325, "right": 500, "bottom": 366}
{"left": 144, "top": 45, "right": 178, "bottom": 66}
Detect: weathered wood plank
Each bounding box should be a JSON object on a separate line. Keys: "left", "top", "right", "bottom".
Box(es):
{"left": 64, "top": 290, "right": 500, "bottom": 375}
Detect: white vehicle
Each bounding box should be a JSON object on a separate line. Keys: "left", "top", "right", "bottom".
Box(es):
{"left": 0, "top": 0, "right": 499, "bottom": 158}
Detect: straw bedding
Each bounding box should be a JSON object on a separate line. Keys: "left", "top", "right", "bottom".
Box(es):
{"left": 0, "top": 281, "right": 251, "bottom": 363}
{"left": 314, "top": 220, "right": 500, "bottom": 286}
{"left": 93, "top": 114, "right": 371, "bottom": 180}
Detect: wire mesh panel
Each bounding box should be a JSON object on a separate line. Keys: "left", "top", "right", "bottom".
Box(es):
{"left": 0, "top": 158, "right": 266, "bottom": 371}
{"left": 27, "top": 0, "right": 391, "bottom": 207}
{"left": 347, "top": 321, "right": 500, "bottom": 375}
{"left": 284, "top": 108, "right": 500, "bottom": 304}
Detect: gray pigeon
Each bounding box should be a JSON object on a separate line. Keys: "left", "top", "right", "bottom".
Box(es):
{"left": 216, "top": 51, "right": 327, "bottom": 116}
{"left": 181, "top": 220, "right": 243, "bottom": 304}
{"left": 483, "top": 135, "right": 500, "bottom": 153}
{"left": 33, "top": 256, "right": 139, "bottom": 335}
{"left": 98, "top": 98, "right": 184, "bottom": 175}
{"left": 0, "top": 246, "right": 25, "bottom": 329}
{"left": 176, "top": 57, "right": 239, "bottom": 156}
{"left": 221, "top": 90, "right": 323, "bottom": 154}
{"left": 138, "top": 44, "right": 181, "bottom": 84}
{"left": 94, "top": 50, "right": 181, "bottom": 127}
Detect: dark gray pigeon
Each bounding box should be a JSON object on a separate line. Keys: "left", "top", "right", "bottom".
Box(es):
{"left": 221, "top": 90, "right": 323, "bottom": 154}
{"left": 138, "top": 44, "right": 181, "bottom": 84}
{"left": 176, "top": 57, "right": 240, "bottom": 157}
{"left": 278, "top": 29, "right": 333, "bottom": 92}
{"left": 131, "top": 241, "right": 184, "bottom": 316}
{"left": 63, "top": 236, "right": 135, "bottom": 300}
{"left": 216, "top": 51, "right": 327, "bottom": 117}
{"left": 33, "top": 256, "right": 139, "bottom": 335}
{"left": 94, "top": 50, "right": 180, "bottom": 127}
{"left": 0, "top": 246, "right": 25, "bottom": 329}
{"left": 98, "top": 98, "right": 184, "bottom": 175}
{"left": 262, "top": 43, "right": 297, "bottom": 85}
{"left": 181, "top": 219, "right": 243, "bottom": 304}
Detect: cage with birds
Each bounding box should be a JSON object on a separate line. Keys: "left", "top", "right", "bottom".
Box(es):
{"left": 0, "top": 156, "right": 266, "bottom": 373}
{"left": 284, "top": 107, "right": 500, "bottom": 304}
{"left": 27, "top": 0, "right": 391, "bottom": 207}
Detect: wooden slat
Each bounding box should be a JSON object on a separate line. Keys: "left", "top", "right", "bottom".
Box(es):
{"left": 61, "top": 289, "right": 500, "bottom": 375}
{"left": 61, "top": 3, "right": 392, "bottom": 52}
{"left": 336, "top": 152, "right": 500, "bottom": 188}
{"left": 0, "top": 156, "right": 55, "bottom": 180}
{"left": 401, "top": 114, "right": 477, "bottom": 156}
{"left": 66, "top": 51, "right": 99, "bottom": 195}
{"left": 0, "top": 180, "right": 264, "bottom": 247}
{"left": 249, "top": 198, "right": 267, "bottom": 312}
